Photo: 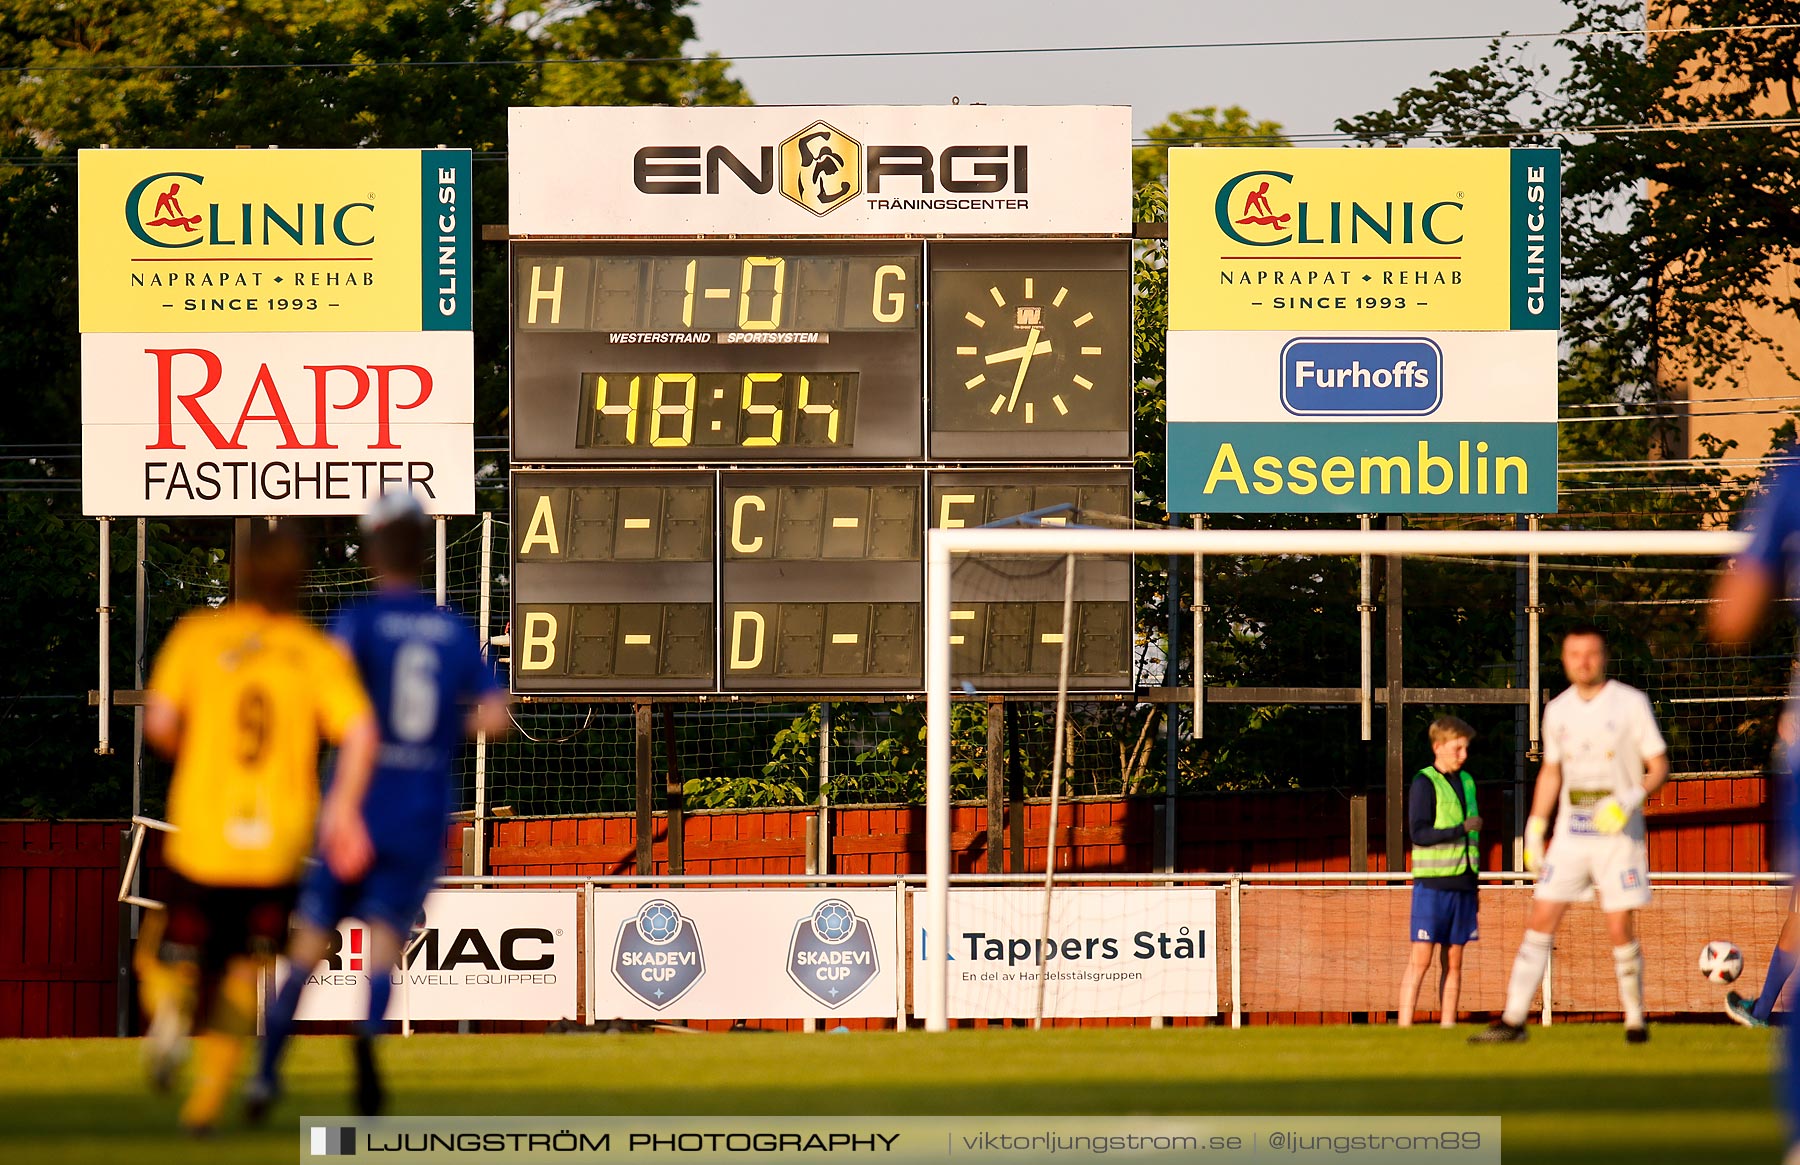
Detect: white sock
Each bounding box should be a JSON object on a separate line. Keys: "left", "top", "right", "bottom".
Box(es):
{"left": 1613, "top": 941, "right": 1645, "bottom": 1028}
{"left": 1502, "top": 930, "right": 1553, "bottom": 1026}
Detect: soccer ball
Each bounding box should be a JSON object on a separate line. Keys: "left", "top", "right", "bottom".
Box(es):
{"left": 1698, "top": 940, "right": 1744, "bottom": 985}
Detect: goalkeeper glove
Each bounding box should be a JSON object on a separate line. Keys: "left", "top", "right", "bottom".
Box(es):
{"left": 1524, "top": 816, "right": 1548, "bottom": 874}
{"left": 1592, "top": 785, "right": 1647, "bottom": 835}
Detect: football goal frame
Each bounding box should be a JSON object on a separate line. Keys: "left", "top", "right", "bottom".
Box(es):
{"left": 920, "top": 524, "right": 1749, "bottom": 1033}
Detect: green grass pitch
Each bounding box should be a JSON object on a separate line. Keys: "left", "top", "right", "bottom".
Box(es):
{"left": 0, "top": 1025, "right": 1782, "bottom": 1164}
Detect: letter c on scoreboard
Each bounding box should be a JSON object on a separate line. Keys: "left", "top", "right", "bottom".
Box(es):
{"left": 730, "top": 493, "right": 767, "bottom": 554}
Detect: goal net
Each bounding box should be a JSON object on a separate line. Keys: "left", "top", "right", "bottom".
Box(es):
{"left": 920, "top": 525, "right": 1762, "bottom": 1031}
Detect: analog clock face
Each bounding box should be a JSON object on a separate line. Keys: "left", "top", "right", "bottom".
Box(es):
{"left": 931, "top": 266, "right": 1130, "bottom": 437}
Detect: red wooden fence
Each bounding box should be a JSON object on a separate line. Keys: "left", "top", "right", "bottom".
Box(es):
{"left": 1, "top": 777, "right": 1772, "bottom": 1038}
{"left": 0, "top": 822, "right": 123, "bottom": 1038}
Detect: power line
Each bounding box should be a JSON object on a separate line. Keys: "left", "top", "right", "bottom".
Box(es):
{"left": 13, "top": 22, "right": 1800, "bottom": 75}
{"left": 1137, "top": 117, "right": 1800, "bottom": 146}
{"left": 6, "top": 110, "right": 1795, "bottom": 171}
{"left": 1560, "top": 406, "right": 1800, "bottom": 424}
{"left": 1566, "top": 395, "right": 1800, "bottom": 409}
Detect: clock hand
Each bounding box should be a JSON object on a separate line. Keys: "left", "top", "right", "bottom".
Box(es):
{"left": 1006, "top": 327, "right": 1043, "bottom": 412}
{"left": 983, "top": 336, "right": 1055, "bottom": 365}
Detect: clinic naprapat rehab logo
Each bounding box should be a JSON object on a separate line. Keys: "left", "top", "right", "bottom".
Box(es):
{"left": 78, "top": 148, "right": 471, "bottom": 333}
{"left": 612, "top": 900, "right": 705, "bottom": 1009}
{"left": 1169, "top": 147, "right": 1559, "bottom": 332}
{"left": 786, "top": 899, "right": 880, "bottom": 1008}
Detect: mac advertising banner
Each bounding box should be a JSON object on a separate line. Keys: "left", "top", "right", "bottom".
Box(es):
{"left": 284, "top": 890, "right": 579, "bottom": 1023}
{"left": 1164, "top": 147, "right": 1560, "bottom": 515}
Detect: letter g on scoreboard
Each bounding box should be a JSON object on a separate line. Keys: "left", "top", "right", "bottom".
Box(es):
{"left": 1279, "top": 336, "right": 1442, "bottom": 417}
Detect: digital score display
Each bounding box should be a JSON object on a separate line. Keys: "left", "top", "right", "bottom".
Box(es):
{"left": 931, "top": 470, "right": 1133, "bottom": 692}
{"left": 511, "top": 242, "right": 923, "bottom": 463}
{"left": 510, "top": 469, "right": 1131, "bottom": 695}
{"left": 515, "top": 253, "right": 917, "bottom": 333}
{"left": 578, "top": 371, "right": 855, "bottom": 452}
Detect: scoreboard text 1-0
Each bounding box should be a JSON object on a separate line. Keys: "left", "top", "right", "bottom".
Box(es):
{"left": 509, "top": 239, "right": 1133, "bottom": 696}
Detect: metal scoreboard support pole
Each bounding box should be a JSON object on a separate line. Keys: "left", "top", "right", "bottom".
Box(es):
{"left": 923, "top": 534, "right": 953, "bottom": 1032}
{"left": 96, "top": 518, "right": 113, "bottom": 756}
{"left": 434, "top": 515, "right": 448, "bottom": 608}
{"left": 474, "top": 511, "right": 493, "bottom": 879}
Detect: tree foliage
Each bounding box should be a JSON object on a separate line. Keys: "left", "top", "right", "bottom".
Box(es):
{"left": 1339, "top": 0, "right": 1800, "bottom": 409}
{"left": 0, "top": 0, "right": 746, "bottom": 815}
{"left": 1131, "top": 106, "right": 1288, "bottom": 188}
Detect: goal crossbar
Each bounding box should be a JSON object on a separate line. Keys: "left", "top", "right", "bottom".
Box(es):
{"left": 921, "top": 525, "right": 1750, "bottom": 1032}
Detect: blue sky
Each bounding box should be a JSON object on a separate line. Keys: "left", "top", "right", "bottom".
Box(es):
{"left": 690, "top": 0, "right": 1580, "bottom": 143}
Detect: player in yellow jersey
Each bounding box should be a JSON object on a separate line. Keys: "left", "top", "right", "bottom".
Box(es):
{"left": 137, "top": 522, "right": 378, "bottom": 1134}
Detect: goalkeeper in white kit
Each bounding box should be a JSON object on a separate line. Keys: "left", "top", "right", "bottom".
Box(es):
{"left": 1470, "top": 622, "right": 1669, "bottom": 1044}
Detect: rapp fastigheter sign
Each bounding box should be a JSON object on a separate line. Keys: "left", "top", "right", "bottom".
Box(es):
{"left": 81, "top": 331, "right": 474, "bottom": 516}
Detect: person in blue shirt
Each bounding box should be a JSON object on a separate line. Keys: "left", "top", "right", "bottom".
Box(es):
{"left": 1710, "top": 460, "right": 1800, "bottom": 1159}
{"left": 248, "top": 491, "right": 508, "bottom": 1119}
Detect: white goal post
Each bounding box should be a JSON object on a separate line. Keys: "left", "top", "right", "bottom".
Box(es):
{"left": 921, "top": 525, "right": 1751, "bottom": 1033}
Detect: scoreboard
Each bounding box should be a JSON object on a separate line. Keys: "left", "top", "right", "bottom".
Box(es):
{"left": 507, "top": 106, "right": 1134, "bottom": 697}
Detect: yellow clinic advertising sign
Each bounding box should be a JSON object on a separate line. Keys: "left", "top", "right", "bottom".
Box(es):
{"left": 1169, "top": 147, "right": 1559, "bottom": 331}
{"left": 79, "top": 148, "right": 472, "bottom": 333}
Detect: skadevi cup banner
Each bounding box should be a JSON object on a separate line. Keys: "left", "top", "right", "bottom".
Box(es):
{"left": 914, "top": 888, "right": 1218, "bottom": 1019}
{"left": 591, "top": 890, "right": 899, "bottom": 1020}
{"left": 509, "top": 106, "right": 1131, "bottom": 236}
{"left": 78, "top": 148, "right": 472, "bottom": 333}
{"left": 284, "top": 890, "right": 579, "bottom": 1023}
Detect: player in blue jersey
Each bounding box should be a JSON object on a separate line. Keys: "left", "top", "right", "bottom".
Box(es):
{"left": 248, "top": 491, "right": 508, "bottom": 1118}
{"left": 1711, "top": 459, "right": 1800, "bottom": 1162}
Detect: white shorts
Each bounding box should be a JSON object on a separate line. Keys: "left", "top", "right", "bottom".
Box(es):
{"left": 1534, "top": 836, "right": 1651, "bottom": 911}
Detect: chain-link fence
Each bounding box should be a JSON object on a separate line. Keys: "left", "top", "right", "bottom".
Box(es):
{"left": 124, "top": 509, "right": 1792, "bottom": 823}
